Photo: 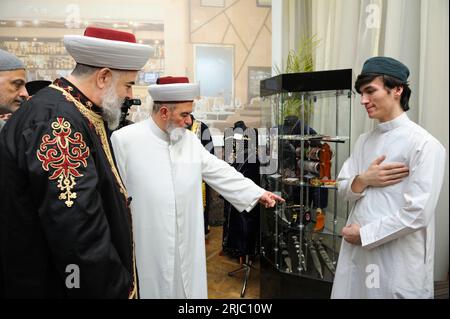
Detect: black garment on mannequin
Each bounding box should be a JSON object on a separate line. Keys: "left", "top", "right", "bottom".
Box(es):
{"left": 222, "top": 121, "right": 260, "bottom": 258}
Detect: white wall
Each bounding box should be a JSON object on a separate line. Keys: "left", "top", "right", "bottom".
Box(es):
{"left": 418, "top": 0, "right": 449, "bottom": 282}
{"left": 164, "top": 0, "right": 188, "bottom": 76}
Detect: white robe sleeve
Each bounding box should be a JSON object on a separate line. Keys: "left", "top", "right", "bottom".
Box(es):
{"left": 337, "top": 135, "right": 367, "bottom": 202}
{"left": 360, "top": 139, "right": 446, "bottom": 250}
{"left": 111, "top": 131, "right": 127, "bottom": 186}
{"left": 199, "top": 141, "right": 265, "bottom": 213}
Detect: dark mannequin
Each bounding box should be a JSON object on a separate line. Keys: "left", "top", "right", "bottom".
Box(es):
{"left": 222, "top": 121, "right": 260, "bottom": 258}
{"left": 222, "top": 120, "right": 260, "bottom": 297}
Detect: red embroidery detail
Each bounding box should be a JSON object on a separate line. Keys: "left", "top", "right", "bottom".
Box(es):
{"left": 37, "top": 117, "right": 90, "bottom": 207}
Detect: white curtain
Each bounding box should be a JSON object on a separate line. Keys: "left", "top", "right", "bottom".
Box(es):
{"left": 276, "top": 0, "right": 449, "bottom": 281}
{"left": 417, "top": 0, "right": 449, "bottom": 283}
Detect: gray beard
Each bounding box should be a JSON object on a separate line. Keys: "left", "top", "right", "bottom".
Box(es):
{"left": 101, "top": 84, "right": 123, "bottom": 130}
{"left": 167, "top": 121, "right": 186, "bottom": 143}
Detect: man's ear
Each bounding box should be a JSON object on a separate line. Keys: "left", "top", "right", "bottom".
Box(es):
{"left": 96, "top": 68, "right": 113, "bottom": 89}
{"left": 394, "top": 86, "right": 404, "bottom": 97}
{"left": 160, "top": 105, "right": 169, "bottom": 120}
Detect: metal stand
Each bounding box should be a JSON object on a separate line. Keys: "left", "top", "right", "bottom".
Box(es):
{"left": 228, "top": 255, "right": 254, "bottom": 297}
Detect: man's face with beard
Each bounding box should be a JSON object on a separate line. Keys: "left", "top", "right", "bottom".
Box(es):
{"left": 0, "top": 69, "right": 28, "bottom": 113}
{"left": 101, "top": 70, "right": 137, "bottom": 130}
{"left": 165, "top": 102, "right": 193, "bottom": 142}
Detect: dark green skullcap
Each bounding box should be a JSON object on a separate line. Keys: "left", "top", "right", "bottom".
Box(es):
{"left": 0, "top": 49, "right": 25, "bottom": 71}
{"left": 361, "top": 56, "right": 409, "bottom": 82}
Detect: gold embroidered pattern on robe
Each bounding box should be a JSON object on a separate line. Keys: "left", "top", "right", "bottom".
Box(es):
{"left": 37, "top": 117, "right": 90, "bottom": 208}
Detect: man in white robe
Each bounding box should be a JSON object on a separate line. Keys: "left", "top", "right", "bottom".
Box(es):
{"left": 331, "top": 57, "right": 446, "bottom": 299}
{"left": 111, "top": 76, "right": 283, "bottom": 299}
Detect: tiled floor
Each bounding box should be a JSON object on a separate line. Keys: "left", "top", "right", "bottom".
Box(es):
{"left": 206, "top": 226, "right": 260, "bottom": 299}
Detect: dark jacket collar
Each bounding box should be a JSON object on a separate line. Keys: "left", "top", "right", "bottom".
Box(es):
{"left": 53, "top": 77, "right": 102, "bottom": 115}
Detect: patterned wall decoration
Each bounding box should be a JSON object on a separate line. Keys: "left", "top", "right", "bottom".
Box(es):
{"left": 189, "top": 0, "right": 271, "bottom": 105}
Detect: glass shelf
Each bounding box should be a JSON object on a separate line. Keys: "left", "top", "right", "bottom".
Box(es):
{"left": 279, "top": 135, "right": 349, "bottom": 143}
{"left": 281, "top": 178, "right": 338, "bottom": 189}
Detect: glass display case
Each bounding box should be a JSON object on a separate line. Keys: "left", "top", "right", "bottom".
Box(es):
{"left": 259, "top": 69, "right": 353, "bottom": 298}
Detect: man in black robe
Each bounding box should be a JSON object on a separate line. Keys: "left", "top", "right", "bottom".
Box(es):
{"left": 0, "top": 26, "right": 151, "bottom": 298}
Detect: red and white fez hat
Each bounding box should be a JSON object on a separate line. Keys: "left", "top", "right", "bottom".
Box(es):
{"left": 64, "top": 26, "right": 152, "bottom": 71}
{"left": 148, "top": 76, "right": 200, "bottom": 103}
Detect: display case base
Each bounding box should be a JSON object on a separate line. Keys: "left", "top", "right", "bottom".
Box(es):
{"left": 260, "top": 257, "right": 332, "bottom": 299}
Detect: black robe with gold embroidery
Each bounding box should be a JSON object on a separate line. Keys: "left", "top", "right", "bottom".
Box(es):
{"left": 0, "top": 78, "right": 136, "bottom": 298}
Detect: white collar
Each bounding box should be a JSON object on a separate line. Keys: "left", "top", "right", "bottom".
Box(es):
{"left": 148, "top": 116, "right": 169, "bottom": 143}
{"left": 376, "top": 112, "right": 410, "bottom": 133}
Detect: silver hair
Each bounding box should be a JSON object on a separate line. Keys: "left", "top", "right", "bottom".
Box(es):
{"left": 152, "top": 102, "right": 177, "bottom": 114}
{"left": 71, "top": 63, "right": 123, "bottom": 80}
{"left": 71, "top": 63, "right": 100, "bottom": 77}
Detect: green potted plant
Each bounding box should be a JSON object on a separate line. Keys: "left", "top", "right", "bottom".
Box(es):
{"left": 275, "top": 35, "right": 320, "bottom": 123}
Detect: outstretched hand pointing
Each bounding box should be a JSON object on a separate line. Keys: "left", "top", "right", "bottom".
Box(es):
{"left": 259, "top": 191, "right": 285, "bottom": 208}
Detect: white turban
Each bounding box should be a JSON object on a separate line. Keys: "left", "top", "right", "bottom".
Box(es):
{"left": 63, "top": 26, "right": 152, "bottom": 71}
{"left": 148, "top": 83, "right": 200, "bottom": 102}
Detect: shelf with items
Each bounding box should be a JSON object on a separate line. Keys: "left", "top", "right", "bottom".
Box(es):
{"left": 15, "top": 54, "right": 71, "bottom": 57}
{"left": 1, "top": 37, "right": 165, "bottom": 83}
{"left": 281, "top": 178, "right": 338, "bottom": 189}
{"left": 259, "top": 69, "right": 352, "bottom": 298}
{"left": 22, "top": 56, "right": 75, "bottom": 70}
{"left": 278, "top": 134, "right": 349, "bottom": 143}
{"left": 261, "top": 229, "right": 338, "bottom": 282}
{"left": 0, "top": 40, "right": 68, "bottom": 56}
